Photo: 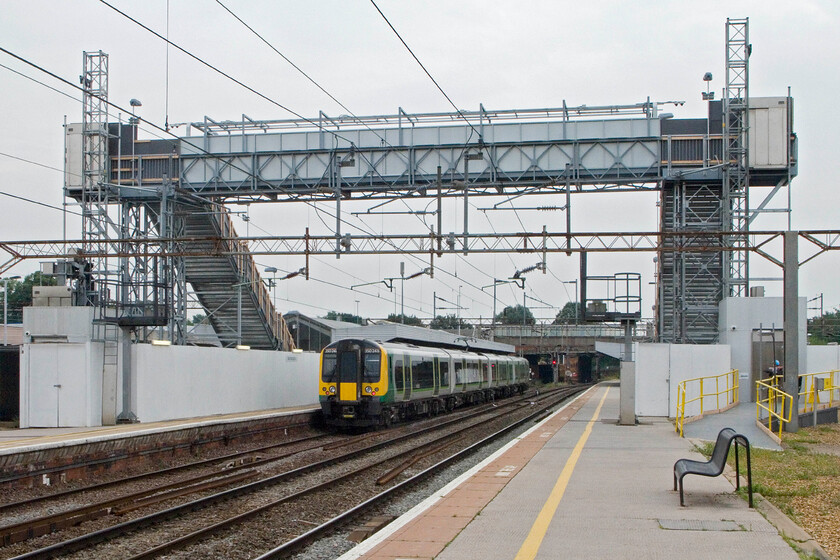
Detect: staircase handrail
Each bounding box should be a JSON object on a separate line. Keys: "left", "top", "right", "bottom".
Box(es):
{"left": 216, "top": 208, "right": 296, "bottom": 350}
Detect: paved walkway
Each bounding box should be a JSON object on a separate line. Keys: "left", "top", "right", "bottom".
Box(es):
{"left": 341, "top": 384, "right": 798, "bottom": 560}
{"left": 682, "top": 402, "right": 781, "bottom": 450}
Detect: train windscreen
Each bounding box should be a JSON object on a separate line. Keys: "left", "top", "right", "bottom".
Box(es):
{"left": 363, "top": 348, "right": 381, "bottom": 382}
{"left": 339, "top": 351, "right": 358, "bottom": 383}
{"left": 322, "top": 348, "right": 337, "bottom": 382}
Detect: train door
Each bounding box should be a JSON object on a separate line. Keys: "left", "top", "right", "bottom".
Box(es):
{"left": 392, "top": 354, "right": 405, "bottom": 402}
{"left": 337, "top": 341, "right": 362, "bottom": 402}
{"left": 433, "top": 357, "right": 440, "bottom": 396}
{"left": 404, "top": 356, "right": 412, "bottom": 400}
{"left": 454, "top": 358, "right": 465, "bottom": 391}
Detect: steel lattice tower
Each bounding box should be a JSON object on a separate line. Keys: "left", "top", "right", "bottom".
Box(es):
{"left": 723, "top": 18, "right": 750, "bottom": 297}
{"left": 80, "top": 51, "right": 114, "bottom": 317}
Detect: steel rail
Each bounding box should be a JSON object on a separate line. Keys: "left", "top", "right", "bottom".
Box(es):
{"left": 8, "top": 387, "right": 555, "bottom": 559}
{"left": 125, "top": 387, "right": 581, "bottom": 559}
{"left": 255, "top": 385, "right": 588, "bottom": 559}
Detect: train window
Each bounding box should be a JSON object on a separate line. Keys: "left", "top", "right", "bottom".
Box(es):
{"left": 454, "top": 360, "right": 464, "bottom": 385}
{"left": 394, "top": 358, "right": 404, "bottom": 391}
{"left": 466, "top": 360, "right": 479, "bottom": 383}
{"left": 413, "top": 356, "right": 434, "bottom": 390}
{"left": 322, "top": 349, "right": 337, "bottom": 382}
{"left": 439, "top": 360, "right": 450, "bottom": 387}
{"left": 363, "top": 349, "right": 381, "bottom": 382}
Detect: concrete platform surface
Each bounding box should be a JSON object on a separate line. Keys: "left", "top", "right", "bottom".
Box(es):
{"left": 0, "top": 404, "right": 318, "bottom": 455}
{"left": 682, "top": 402, "right": 782, "bottom": 450}
{"left": 343, "top": 384, "right": 798, "bottom": 560}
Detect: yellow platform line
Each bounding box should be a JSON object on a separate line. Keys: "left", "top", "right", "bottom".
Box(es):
{"left": 514, "top": 387, "right": 609, "bottom": 560}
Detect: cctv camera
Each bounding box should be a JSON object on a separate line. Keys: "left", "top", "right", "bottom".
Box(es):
{"left": 730, "top": 326, "right": 737, "bottom": 331}
{"left": 24, "top": 331, "right": 31, "bottom": 337}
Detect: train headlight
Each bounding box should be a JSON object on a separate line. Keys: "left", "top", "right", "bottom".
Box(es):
{"left": 364, "top": 386, "right": 372, "bottom": 394}
{"left": 329, "top": 386, "right": 336, "bottom": 394}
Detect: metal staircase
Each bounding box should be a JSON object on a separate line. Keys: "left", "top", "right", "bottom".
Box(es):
{"left": 181, "top": 204, "right": 295, "bottom": 350}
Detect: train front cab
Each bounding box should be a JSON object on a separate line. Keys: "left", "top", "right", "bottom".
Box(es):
{"left": 319, "top": 339, "right": 387, "bottom": 428}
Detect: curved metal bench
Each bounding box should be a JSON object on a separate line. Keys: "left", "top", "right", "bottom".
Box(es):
{"left": 673, "top": 427, "right": 753, "bottom": 507}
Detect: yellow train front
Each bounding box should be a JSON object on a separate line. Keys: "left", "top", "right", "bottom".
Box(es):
{"left": 318, "top": 338, "right": 530, "bottom": 429}
{"left": 319, "top": 339, "right": 389, "bottom": 428}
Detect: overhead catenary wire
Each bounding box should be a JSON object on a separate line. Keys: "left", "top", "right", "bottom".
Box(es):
{"left": 0, "top": 150, "right": 81, "bottom": 179}
{"left": 0, "top": 62, "right": 81, "bottom": 103}
{"left": 83, "top": 6, "right": 469, "bottom": 283}
{"left": 209, "top": 0, "right": 501, "bottom": 305}
{"left": 0, "top": 189, "right": 83, "bottom": 217}
{"left": 368, "top": 0, "right": 481, "bottom": 140}
{"left": 0, "top": 39, "right": 495, "bottom": 319}
{"left": 1, "top": 46, "right": 399, "bottom": 293}
{"left": 365, "top": 0, "right": 541, "bottom": 309}
{"left": 0, "top": 48, "right": 410, "bottom": 260}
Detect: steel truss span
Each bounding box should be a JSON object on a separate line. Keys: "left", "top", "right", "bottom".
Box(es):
{"left": 176, "top": 115, "right": 662, "bottom": 200}
{"left": 3, "top": 231, "right": 837, "bottom": 268}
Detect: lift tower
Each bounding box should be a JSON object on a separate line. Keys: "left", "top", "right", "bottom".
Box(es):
{"left": 723, "top": 18, "right": 750, "bottom": 297}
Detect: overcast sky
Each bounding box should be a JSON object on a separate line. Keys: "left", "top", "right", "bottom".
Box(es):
{"left": 1, "top": 1, "right": 838, "bottom": 323}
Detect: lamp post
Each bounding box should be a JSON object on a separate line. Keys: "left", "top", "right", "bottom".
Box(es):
{"left": 481, "top": 278, "right": 517, "bottom": 341}
{"left": 264, "top": 267, "right": 277, "bottom": 311}
{"left": 457, "top": 285, "right": 463, "bottom": 334}
{"left": 3, "top": 275, "right": 21, "bottom": 346}
{"left": 129, "top": 98, "right": 142, "bottom": 186}
{"left": 702, "top": 72, "right": 713, "bottom": 165}
{"left": 400, "top": 262, "right": 405, "bottom": 322}
{"left": 562, "top": 279, "right": 578, "bottom": 323}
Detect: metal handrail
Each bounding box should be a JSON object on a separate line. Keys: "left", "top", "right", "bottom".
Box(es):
{"left": 796, "top": 370, "right": 839, "bottom": 414}
{"left": 217, "top": 209, "right": 296, "bottom": 350}
{"left": 755, "top": 379, "right": 793, "bottom": 438}
{"left": 675, "top": 369, "right": 739, "bottom": 437}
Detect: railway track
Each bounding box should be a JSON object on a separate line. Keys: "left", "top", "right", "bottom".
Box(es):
{"left": 4, "top": 385, "right": 586, "bottom": 559}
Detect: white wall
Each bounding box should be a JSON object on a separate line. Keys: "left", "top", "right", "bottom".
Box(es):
{"left": 719, "top": 296, "right": 807, "bottom": 401}
{"left": 635, "top": 344, "right": 670, "bottom": 417}
{"left": 23, "top": 306, "right": 93, "bottom": 343}
{"left": 635, "top": 343, "right": 731, "bottom": 418}
{"left": 19, "top": 341, "right": 104, "bottom": 427}
{"left": 806, "top": 345, "right": 840, "bottom": 373}
{"left": 132, "top": 345, "right": 320, "bottom": 423}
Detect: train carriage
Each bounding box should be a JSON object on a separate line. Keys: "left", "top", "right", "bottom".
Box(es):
{"left": 319, "top": 338, "right": 530, "bottom": 428}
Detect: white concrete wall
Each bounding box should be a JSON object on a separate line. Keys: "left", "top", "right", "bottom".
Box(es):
{"left": 806, "top": 345, "right": 840, "bottom": 373}
{"left": 132, "top": 345, "right": 320, "bottom": 423}
{"left": 634, "top": 343, "right": 731, "bottom": 418}
{"left": 22, "top": 307, "right": 93, "bottom": 343}
{"left": 19, "top": 341, "right": 104, "bottom": 427}
{"left": 719, "top": 296, "right": 807, "bottom": 401}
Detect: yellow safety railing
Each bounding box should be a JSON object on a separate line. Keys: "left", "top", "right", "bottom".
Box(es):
{"left": 675, "top": 369, "right": 739, "bottom": 437}
{"left": 796, "top": 370, "right": 840, "bottom": 414}
{"left": 755, "top": 379, "right": 793, "bottom": 438}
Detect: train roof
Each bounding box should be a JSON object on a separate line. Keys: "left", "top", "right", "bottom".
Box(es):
{"left": 331, "top": 323, "right": 517, "bottom": 355}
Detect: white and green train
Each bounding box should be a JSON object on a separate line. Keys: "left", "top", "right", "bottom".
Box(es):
{"left": 319, "top": 338, "right": 531, "bottom": 428}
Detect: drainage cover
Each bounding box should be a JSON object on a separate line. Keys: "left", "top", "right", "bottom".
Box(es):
{"left": 659, "top": 519, "right": 744, "bottom": 531}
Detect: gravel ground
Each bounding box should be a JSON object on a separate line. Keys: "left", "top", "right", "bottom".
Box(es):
{"left": 0, "top": 389, "right": 573, "bottom": 559}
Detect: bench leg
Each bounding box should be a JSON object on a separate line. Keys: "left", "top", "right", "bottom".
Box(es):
{"left": 679, "top": 477, "right": 685, "bottom": 506}
{"left": 673, "top": 471, "right": 677, "bottom": 492}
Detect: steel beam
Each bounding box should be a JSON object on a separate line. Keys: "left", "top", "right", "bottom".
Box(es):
{"left": 4, "top": 230, "right": 840, "bottom": 263}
